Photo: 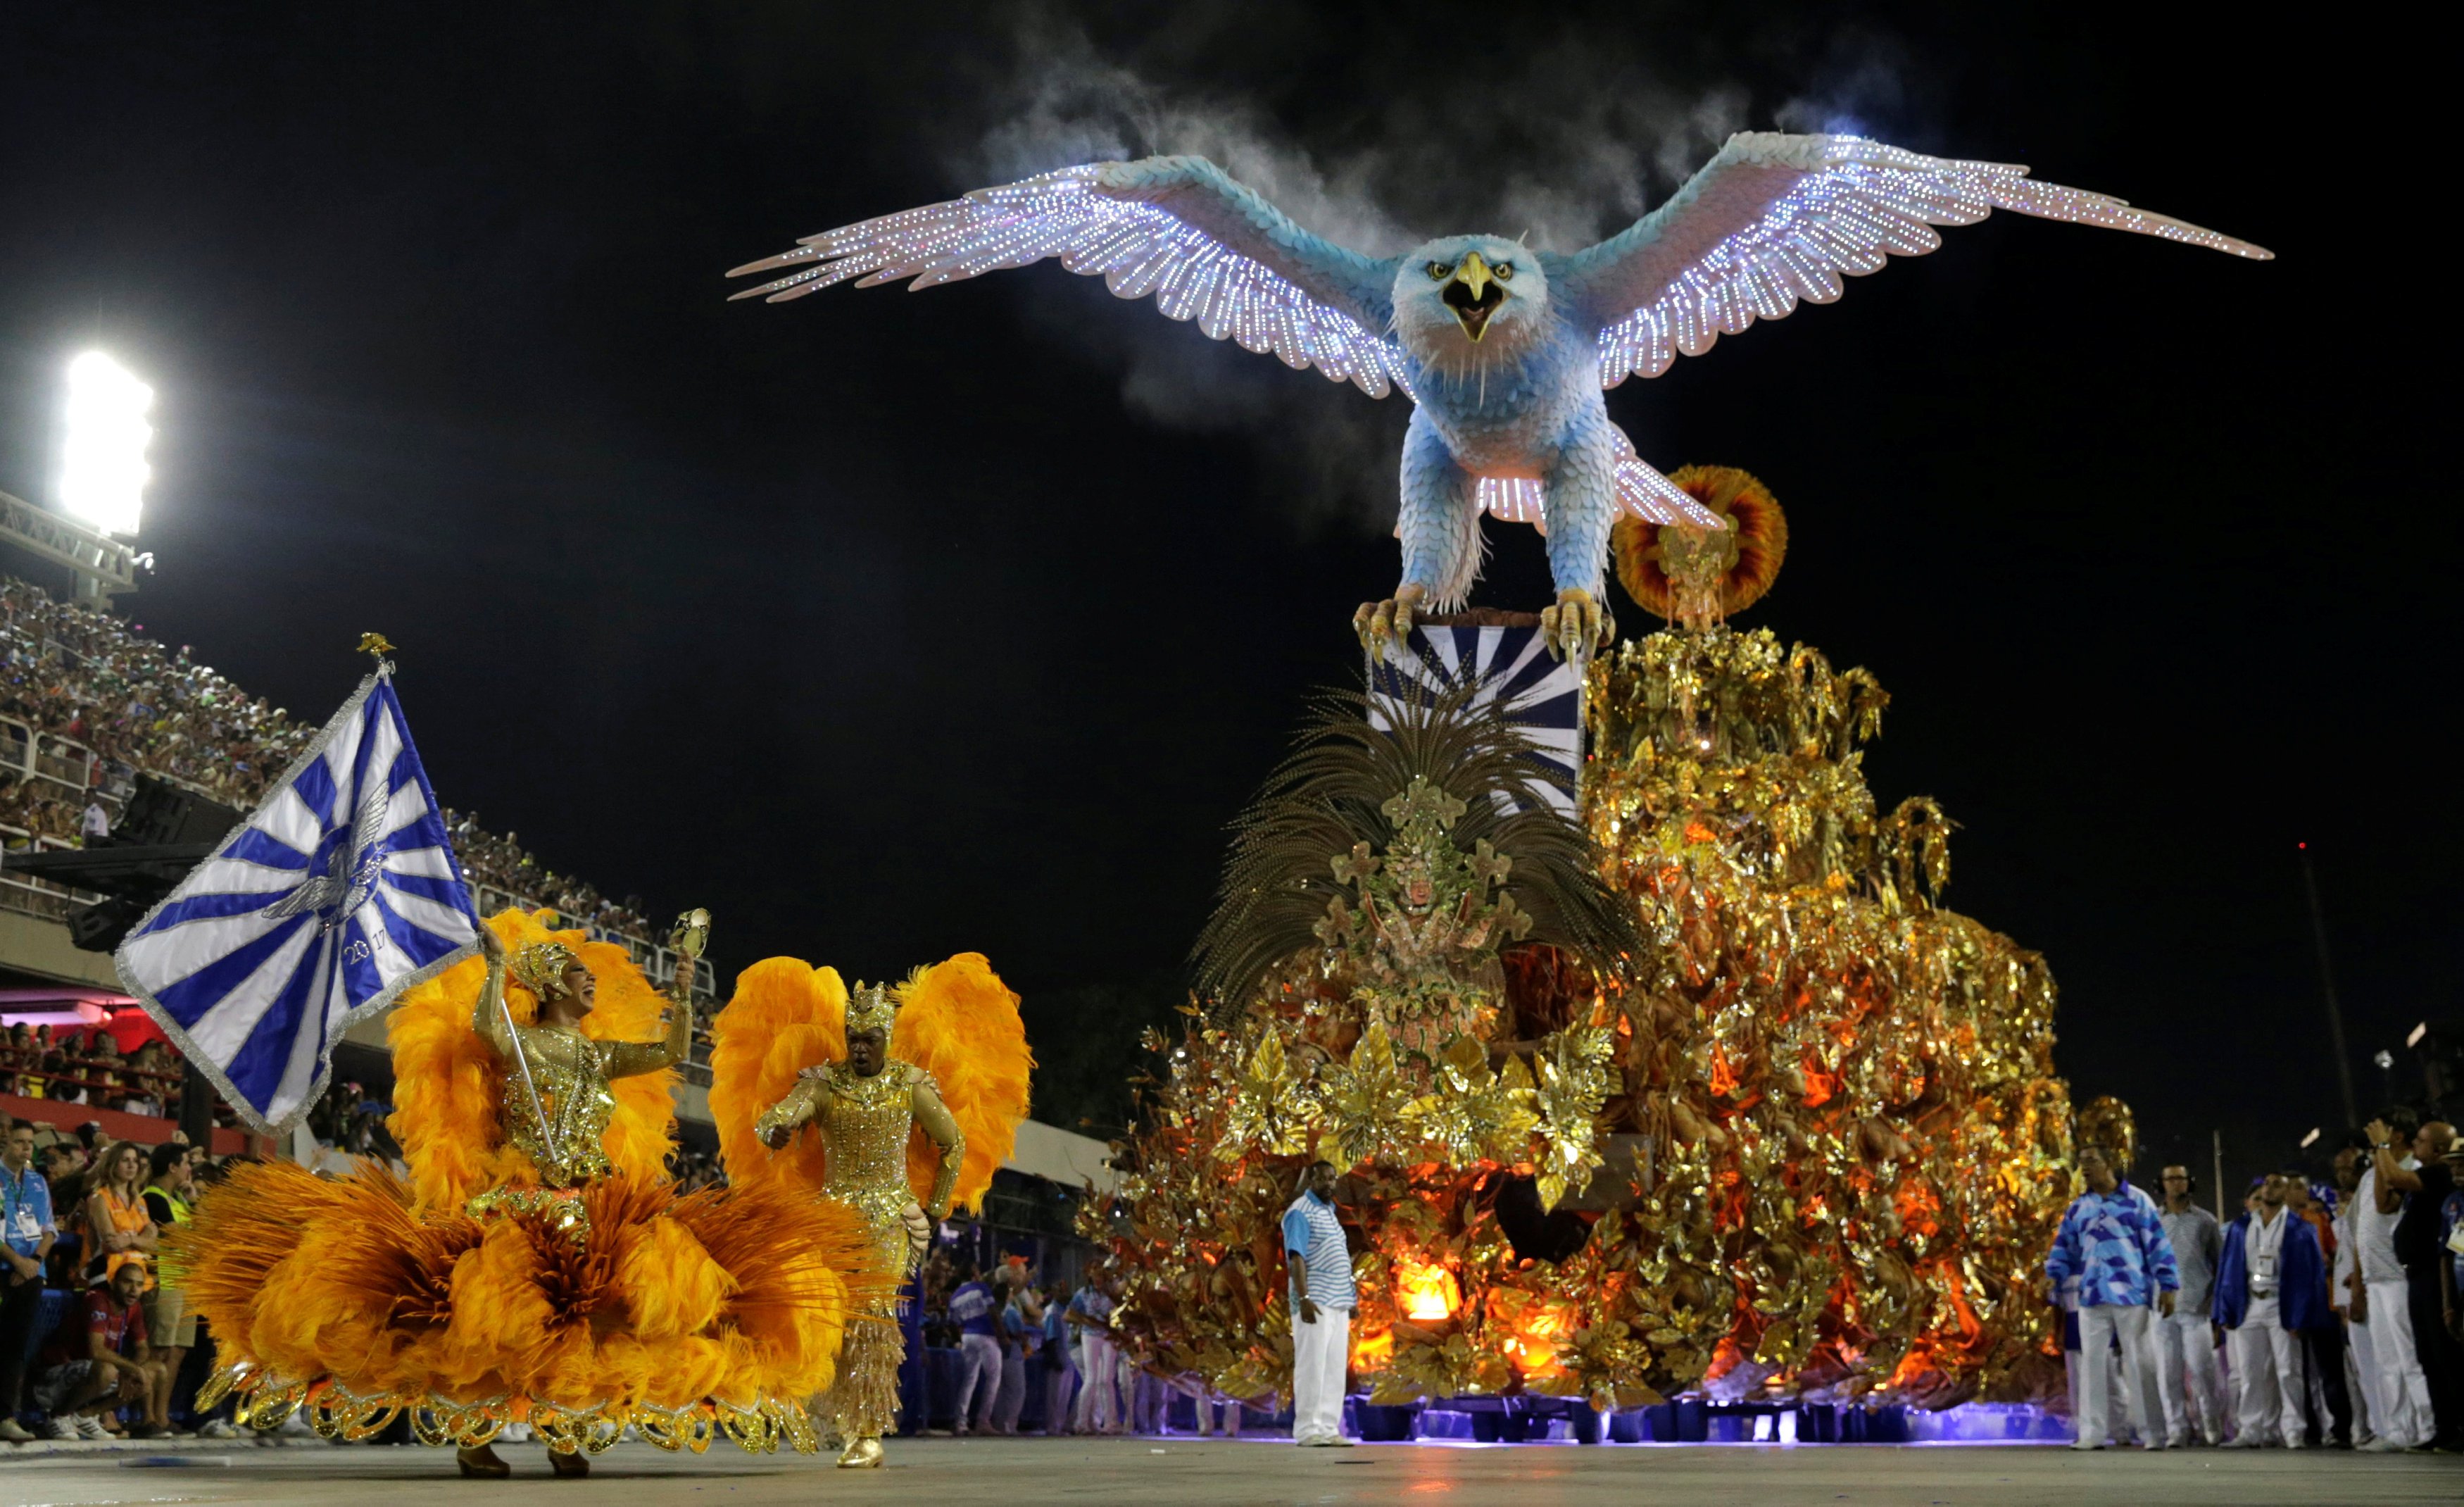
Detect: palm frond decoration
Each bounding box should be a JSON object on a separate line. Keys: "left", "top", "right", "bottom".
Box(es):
{"left": 1192, "top": 681, "right": 1642, "bottom": 1018}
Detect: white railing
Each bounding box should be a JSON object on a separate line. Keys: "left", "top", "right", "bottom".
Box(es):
{"left": 0, "top": 824, "right": 101, "bottom": 921}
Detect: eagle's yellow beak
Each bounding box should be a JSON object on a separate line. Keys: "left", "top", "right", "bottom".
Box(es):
{"left": 1455, "top": 251, "right": 1493, "bottom": 301}
{"left": 1442, "top": 251, "right": 1506, "bottom": 342}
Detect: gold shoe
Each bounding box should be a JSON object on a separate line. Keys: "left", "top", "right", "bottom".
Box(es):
{"left": 836, "top": 1435, "right": 884, "bottom": 1469}
{"left": 455, "top": 1444, "right": 513, "bottom": 1479}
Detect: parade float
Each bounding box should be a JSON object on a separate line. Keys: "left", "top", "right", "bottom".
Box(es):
{"left": 1095, "top": 470, "right": 2077, "bottom": 1432}
{"left": 730, "top": 125, "right": 2261, "bottom": 1439}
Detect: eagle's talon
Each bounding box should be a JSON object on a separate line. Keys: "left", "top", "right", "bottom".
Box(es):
{"left": 1539, "top": 588, "right": 1610, "bottom": 660}
{"left": 1353, "top": 584, "right": 1426, "bottom": 661}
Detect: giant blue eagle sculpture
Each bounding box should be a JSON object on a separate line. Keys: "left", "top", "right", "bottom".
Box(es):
{"left": 731, "top": 132, "right": 2268, "bottom": 656}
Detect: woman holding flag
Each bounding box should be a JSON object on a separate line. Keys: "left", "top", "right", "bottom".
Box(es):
{"left": 166, "top": 906, "right": 888, "bottom": 1477}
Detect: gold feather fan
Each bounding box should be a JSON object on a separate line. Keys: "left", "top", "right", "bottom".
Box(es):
{"left": 1610, "top": 465, "right": 1787, "bottom": 630}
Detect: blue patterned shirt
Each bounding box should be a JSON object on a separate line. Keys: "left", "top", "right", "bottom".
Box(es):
{"left": 2046, "top": 1179, "right": 2180, "bottom": 1308}
{"left": 1282, "top": 1192, "right": 1357, "bottom": 1312}
{"left": 2, "top": 1163, "right": 54, "bottom": 1259}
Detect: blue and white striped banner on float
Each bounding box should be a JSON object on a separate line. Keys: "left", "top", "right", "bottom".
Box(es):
{"left": 1367, "top": 623, "right": 1583, "bottom": 818}
{"left": 116, "top": 668, "right": 479, "bottom": 1133}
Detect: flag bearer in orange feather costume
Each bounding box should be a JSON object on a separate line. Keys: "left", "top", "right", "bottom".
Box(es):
{"left": 710, "top": 951, "right": 1033, "bottom": 1469}
{"left": 165, "top": 909, "right": 888, "bottom": 1479}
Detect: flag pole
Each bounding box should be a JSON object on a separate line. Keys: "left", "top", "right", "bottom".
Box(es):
{"left": 499, "top": 981, "right": 556, "bottom": 1166}
{"left": 363, "top": 633, "right": 556, "bottom": 1161}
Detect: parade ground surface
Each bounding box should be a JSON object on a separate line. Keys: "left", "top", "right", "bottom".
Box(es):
{"left": 3, "top": 1437, "right": 2457, "bottom": 1506}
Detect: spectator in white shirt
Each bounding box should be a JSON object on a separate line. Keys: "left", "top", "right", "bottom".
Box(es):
{"left": 2351, "top": 1108, "right": 2436, "bottom": 1449}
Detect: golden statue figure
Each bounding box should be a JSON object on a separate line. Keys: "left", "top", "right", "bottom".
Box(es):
{"left": 710, "top": 953, "right": 1034, "bottom": 1471}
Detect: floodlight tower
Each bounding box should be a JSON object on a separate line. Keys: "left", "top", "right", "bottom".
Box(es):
{"left": 59, "top": 351, "right": 154, "bottom": 537}
{"left": 0, "top": 351, "right": 151, "bottom": 603}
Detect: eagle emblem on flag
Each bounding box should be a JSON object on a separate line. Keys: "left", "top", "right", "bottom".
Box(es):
{"left": 116, "top": 667, "right": 479, "bottom": 1133}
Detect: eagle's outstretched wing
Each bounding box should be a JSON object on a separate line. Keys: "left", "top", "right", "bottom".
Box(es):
{"left": 729, "top": 156, "right": 1407, "bottom": 396}
{"left": 1552, "top": 132, "right": 2272, "bottom": 388}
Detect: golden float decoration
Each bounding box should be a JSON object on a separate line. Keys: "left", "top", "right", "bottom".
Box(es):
{"left": 1099, "top": 470, "right": 2076, "bottom": 1416}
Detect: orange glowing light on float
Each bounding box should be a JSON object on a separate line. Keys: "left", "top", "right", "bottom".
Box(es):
{"left": 1503, "top": 1300, "right": 1580, "bottom": 1377}
{"left": 1350, "top": 1325, "right": 1394, "bottom": 1369}
{"left": 1395, "top": 1258, "right": 1461, "bottom": 1322}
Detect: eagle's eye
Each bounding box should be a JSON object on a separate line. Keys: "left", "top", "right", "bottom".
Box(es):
{"left": 1493, "top": 262, "right": 1515, "bottom": 281}
{"left": 1426, "top": 261, "right": 1452, "bottom": 280}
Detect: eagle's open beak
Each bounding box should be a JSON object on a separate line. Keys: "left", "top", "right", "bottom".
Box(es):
{"left": 1442, "top": 251, "right": 1505, "bottom": 342}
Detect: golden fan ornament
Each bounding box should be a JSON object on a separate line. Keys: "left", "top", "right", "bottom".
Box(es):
{"left": 1609, "top": 465, "right": 1787, "bottom": 631}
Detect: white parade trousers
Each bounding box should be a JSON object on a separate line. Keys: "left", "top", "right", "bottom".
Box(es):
{"left": 2076, "top": 1304, "right": 2157, "bottom": 1447}
{"left": 1290, "top": 1305, "right": 1352, "bottom": 1443}
{"left": 1074, "top": 1332, "right": 1118, "bottom": 1432}
{"left": 953, "top": 1332, "right": 1002, "bottom": 1432}
{"left": 2358, "top": 1285, "right": 2435, "bottom": 1446}
{"left": 2154, "top": 1311, "right": 2223, "bottom": 1444}
{"left": 2228, "top": 1295, "right": 2305, "bottom": 1445}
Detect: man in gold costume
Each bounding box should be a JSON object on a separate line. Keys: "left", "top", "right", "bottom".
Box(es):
{"left": 756, "top": 982, "right": 964, "bottom": 1470}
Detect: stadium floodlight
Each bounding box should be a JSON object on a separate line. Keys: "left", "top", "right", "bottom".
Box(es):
{"left": 58, "top": 351, "right": 153, "bottom": 535}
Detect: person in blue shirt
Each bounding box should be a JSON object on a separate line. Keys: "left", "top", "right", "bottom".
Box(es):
{"left": 2042, "top": 1144, "right": 2178, "bottom": 1451}
{"left": 1038, "top": 1282, "right": 1075, "bottom": 1434}
{"left": 2213, "top": 1170, "right": 2330, "bottom": 1448}
{"left": 992, "top": 1261, "right": 1037, "bottom": 1434}
{"left": 1, "top": 1119, "right": 61, "bottom": 1444}
{"left": 1282, "top": 1160, "right": 1357, "bottom": 1447}
{"left": 946, "top": 1256, "right": 1001, "bottom": 1435}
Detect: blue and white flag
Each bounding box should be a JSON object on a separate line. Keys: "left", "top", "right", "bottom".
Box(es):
{"left": 117, "top": 669, "right": 479, "bottom": 1133}
{"left": 1368, "top": 623, "right": 1584, "bottom": 818}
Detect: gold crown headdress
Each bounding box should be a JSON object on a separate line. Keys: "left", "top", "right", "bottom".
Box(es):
{"left": 844, "top": 980, "right": 898, "bottom": 1036}
{"left": 508, "top": 941, "right": 583, "bottom": 1000}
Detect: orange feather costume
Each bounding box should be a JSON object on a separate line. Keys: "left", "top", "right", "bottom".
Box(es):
{"left": 708, "top": 951, "right": 1031, "bottom": 1462}
{"left": 170, "top": 910, "right": 889, "bottom": 1456}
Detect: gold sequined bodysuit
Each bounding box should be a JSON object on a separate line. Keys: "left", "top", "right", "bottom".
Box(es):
{"left": 479, "top": 1024, "right": 685, "bottom": 1187}
{"left": 756, "top": 1059, "right": 964, "bottom": 1441}
{"left": 473, "top": 956, "right": 692, "bottom": 1203}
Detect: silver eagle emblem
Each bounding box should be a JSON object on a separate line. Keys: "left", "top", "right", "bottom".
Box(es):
{"left": 260, "top": 789, "right": 392, "bottom": 925}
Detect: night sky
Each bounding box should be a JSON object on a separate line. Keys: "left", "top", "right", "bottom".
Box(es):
{"left": 0, "top": 4, "right": 2445, "bottom": 1184}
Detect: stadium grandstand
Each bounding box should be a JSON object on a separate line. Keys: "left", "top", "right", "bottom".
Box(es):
{"left": 0, "top": 561, "right": 722, "bottom": 1152}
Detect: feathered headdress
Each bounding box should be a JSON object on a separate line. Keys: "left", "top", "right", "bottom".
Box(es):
{"left": 1192, "top": 682, "right": 1645, "bottom": 1019}
{"left": 508, "top": 940, "right": 582, "bottom": 999}
{"left": 844, "top": 982, "right": 897, "bottom": 1036}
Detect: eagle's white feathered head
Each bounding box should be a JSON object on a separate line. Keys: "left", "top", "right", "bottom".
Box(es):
{"left": 1390, "top": 235, "right": 1549, "bottom": 372}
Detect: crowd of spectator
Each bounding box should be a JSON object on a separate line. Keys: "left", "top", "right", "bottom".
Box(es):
{"left": 905, "top": 1244, "right": 1238, "bottom": 1440}
{"left": 0, "top": 578, "right": 314, "bottom": 820}
{"left": 2047, "top": 1113, "right": 2464, "bottom": 1454}
{"left": 0, "top": 1028, "right": 187, "bottom": 1120}
{"left": 441, "top": 810, "right": 653, "bottom": 944}
{"left": 2, "top": 1115, "right": 239, "bottom": 1443}
{"left": 0, "top": 576, "right": 663, "bottom": 967}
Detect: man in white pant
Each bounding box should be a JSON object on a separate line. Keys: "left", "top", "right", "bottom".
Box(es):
{"left": 1067, "top": 1277, "right": 1119, "bottom": 1433}
{"left": 2043, "top": 1144, "right": 2179, "bottom": 1451}
{"left": 1282, "top": 1160, "right": 1357, "bottom": 1447}
{"left": 946, "top": 1258, "right": 1002, "bottom": 1435}
{"left": 2350, "top": 1112, "right": 2436, "bottom": 1449}
{"left": 2153, "top": 1165, "right": 2225, "bottom": 1446}
{"left": 2215, "top": 1172, "right": 2329, "bottom": 1448}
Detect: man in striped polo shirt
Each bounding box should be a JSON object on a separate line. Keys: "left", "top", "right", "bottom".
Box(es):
{"left": 1282, "top": 1160, "right": 1357, "bottom": 1446}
